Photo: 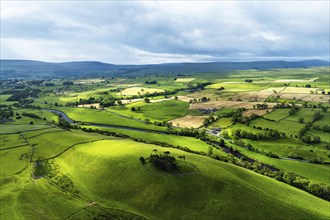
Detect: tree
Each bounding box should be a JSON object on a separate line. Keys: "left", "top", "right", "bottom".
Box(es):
{"left": 139, "top": 156, "right": 146, "bottom": 164}
{"left": 302, "top": 135, "right": 312, "bottom": 143}
{"left": 298, "top": 118, "right": 304, "bottom": 123}
{"left": 116, "top": 100, "right": 122, "bottom": 105}
{"left": 144, "top": 98, "right": 150, "bottom": 103}
{"left": 313, "top": 136, "right": 321, "bottom": 144}
{"left": 208, "top": 147, "right": 213, "bottom": 156}
{"left": 312, "top": 112, "right": 323, "bottom": 122}
{"left": 201, "top": 97, "right": 208, "bottom": 102}
{"left": 29, "top": 121, "right": 34, "bottom": 125}
{"left": 131, "top": 107, "right": 136, "bottom": 111}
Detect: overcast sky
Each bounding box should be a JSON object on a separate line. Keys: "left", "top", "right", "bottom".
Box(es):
{"left": 1, "top": 1, "right": 329, "bottom": 64}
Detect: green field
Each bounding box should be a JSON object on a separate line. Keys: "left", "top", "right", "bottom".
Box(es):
{"left": 250, "top": 118, "right": 305, "bottom": 136}
{"left": 263, "top": 109, "right": 290, "bottom": 121}
{"left": 82, "top": 126, "right": 228, "bottom": 157}
{"left": 110, "top": 100, "right": 189, "bottom": 122}
{"left": 55, "top": 139, "right": 330, "bottom": 220}
{"left": 52, "top": 107, "right": 168, "bottom": 131}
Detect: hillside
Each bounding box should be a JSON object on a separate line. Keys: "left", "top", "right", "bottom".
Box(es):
{"left": 1, "top": 59, "right": 329, "bottom": 79}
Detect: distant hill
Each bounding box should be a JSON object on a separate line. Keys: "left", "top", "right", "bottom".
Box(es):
{"left": 0, "top": 59, "right": 329, "bottom": 79}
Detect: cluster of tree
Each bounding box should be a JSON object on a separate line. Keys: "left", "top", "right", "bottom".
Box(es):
{"left": 301, "top": 135, "right": 321, "bottom": 144}
{"left": 168, "top": 127, "right": 206, "bottom": 139}
{"left": 314, "top": 124, "right": 330, "bottom": 133}
{"left": 62, "top": 81, "right": 74, "bottom": 85}
{"left": 78, "top": 97, "right": 97, "bottom": 105}
{"left": 203, "top": 115, "right": 216, "bottom": 126}
{"left": 297, "top": 121, "right": 322, "bottom": 144}
{"left": 200, "top": 97, "right": 210, "bottom": 102}
{"left": 145, "top": 80, "right": 157, "bottom": 84}
{"left": 312, "top": 111, "right": 323, "bottom": 122}
{"left": 13, "top": 99, "right": 39, "bottom": 109}
{"left": 28, "top": 80, "right": 44, "bottom": 86}
{"left": 152, "top": 120, "right": 172, "bottom": 127}
{"left": 245, "top": 79, "right": 253, "bottom": 83}
{"left": 233, "top": 128, "right": 284, "bottom": 140}
{"left": 232, "top": 115, "right": 250, "bottom": 125}
{"left": 131, "top": 107, "right": 140, "bottom": 112}
{"left": 253, "top": 103, "right": 268, "bottom": 110}
{"left": 0, "top": 105, "right": 14, "bottom": 121}
{"left": 45, "top": 82, "right": 55, "bottom": 86}
{"left": 289, "top": 106, "right": 300, "bottom": 115}
{"left": 21, "top": 112, "right": 41, "bottom": 119}
{"left": 187, "top": 82, "right": 212, "bottom": 90}
{"left": 273, "top": 102, "right": 296, "bottom": 109}
{"left": 144, "top": 151, "right": 178, "bottom": 172}
{"left": 298, "top": 123, "right": 310, "bottom": 138}
{"left": 6, "top": 88, "right": 41, "bottom": 101}
{"left": 302, "top": 102, "right": 329, "bottom": 110}
{"left": 279, "top": 172, "right": 330, "bottom": 201}
{"left": 58, "top": 117, "right": 71, "bottom": 130}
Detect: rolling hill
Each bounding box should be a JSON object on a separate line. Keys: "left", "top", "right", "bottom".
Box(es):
{"left": 1, "top": 59, "right": 329, "bottom": 79}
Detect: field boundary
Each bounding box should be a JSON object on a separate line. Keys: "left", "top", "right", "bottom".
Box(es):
{"left": 0, "top": 126, "right": 55, "bottom": 135}
{"left": 0, "top": 143, "right": 29, "bottom": 151}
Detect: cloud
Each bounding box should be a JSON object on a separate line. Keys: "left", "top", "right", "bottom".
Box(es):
{"left": 1, "top": 1, "right": 329, "bottom": 64}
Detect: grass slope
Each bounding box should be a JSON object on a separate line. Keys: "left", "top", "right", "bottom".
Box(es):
{"left": 56, "top": 139, "right": 330, "bottom": 220}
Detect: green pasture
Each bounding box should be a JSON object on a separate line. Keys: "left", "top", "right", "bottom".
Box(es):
{"left": 0, "top": 146, "right": 30, "bottom": 178}
{"left": 0, "top": 134, "right": 27, "bottom": 149}
{"left": 206, "top": 82, "right": 268, "bottom": 92}
{"left": 314, "top": 112, "right": 330, "bottom": 127}
{"left": 208, "top": 117, "right": 233, "bottom": 129}
{"left": 263, "top": 109, "right": 290, "bottom": 121}
{"left": 82, "top": 126, "right": 227, "bottom": 157}
{"left": 250, "top": 118, "right": 305, "bottom": 136}
{"left": 226, "top": 142, "right": 330, "bottom": 185}
{"left": 306, "top": 129, "right": 330, "bottom": 143}
{"left": 28, "top": 130, "right": 109, "bottom": 160}
{"left": 55, "top": 139, "right": 330, "bottom": 220}
{"left": 239, "top": 137, "right": 329, "bottom": 162}
{"left": 51, "top": 107, "right": 167, "bottom": 131}
{"left": 110, "top": 100, "right": 189, "bottom": 122}
{"left": 0, "top": 124, "right": 52, "bottom": 134}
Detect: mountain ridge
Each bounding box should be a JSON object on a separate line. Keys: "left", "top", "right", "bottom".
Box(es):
{"left": 1, "top": 59, "right": 329, "bottom": 79}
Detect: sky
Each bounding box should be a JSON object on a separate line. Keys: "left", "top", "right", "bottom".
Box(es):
{"left": 1, "top": 1, "right": 329, "bottom": 64}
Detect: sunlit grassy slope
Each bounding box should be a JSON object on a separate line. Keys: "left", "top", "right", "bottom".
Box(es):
{"left": 56, "top": 139, "right": 330, "bottom": 220}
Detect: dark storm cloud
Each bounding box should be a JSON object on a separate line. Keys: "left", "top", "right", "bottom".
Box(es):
{"left": 1, "top": 1, "right": 329, "bottom": 63}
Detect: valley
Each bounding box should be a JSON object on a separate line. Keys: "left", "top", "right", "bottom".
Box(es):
{"left": 1, "top": 65, "right": 329, "bottom": 219}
